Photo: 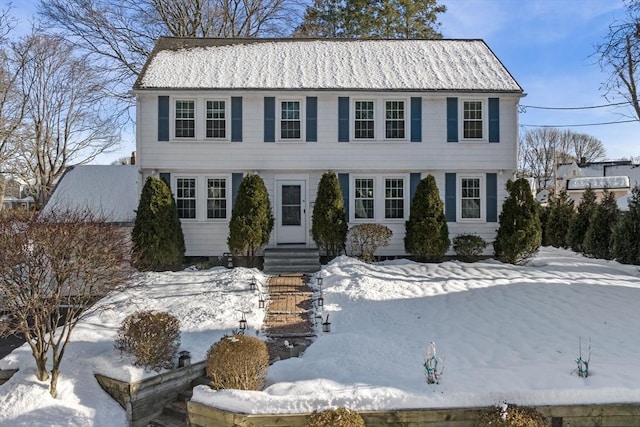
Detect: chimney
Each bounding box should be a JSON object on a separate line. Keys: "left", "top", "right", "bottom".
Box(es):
{"left": 130, "top": 151, "right": 136, "bottom": 165}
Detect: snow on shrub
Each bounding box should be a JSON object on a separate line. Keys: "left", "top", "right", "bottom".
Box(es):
{"left": 206, "top": 333, "right": 269, "bottom": 390}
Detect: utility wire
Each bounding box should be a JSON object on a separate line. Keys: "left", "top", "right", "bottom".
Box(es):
{"left": 520, "top": 119, "right": 639, "bottom": 128}
{"left": 520, "top": 101, "right": 631, "bottom": 111}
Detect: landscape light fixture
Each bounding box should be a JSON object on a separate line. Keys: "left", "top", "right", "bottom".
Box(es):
{"left": 317, "top": 295, "right": 324, "bottom": 307}
{"left": 250, "top": 277, "right": 257, "bottom": 291}
{"left": 178, "top": 350, "right": 191, "bottom": 367}
{"left": 223, "top": 252, "right": 233, "bottom": 269}
{"left": 317, "top": 274, "right": 323, "bottom": 287}
{"left": 239, "top": 313, "right": 247, "bottom": 331}
{"left": 322, "top": 314, "right": 331, "bottom": 333}
{"left": 258, "top": 294, "right": 265, "bottom": 309}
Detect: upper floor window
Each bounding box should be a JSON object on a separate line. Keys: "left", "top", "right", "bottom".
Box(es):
{"left": 385, "top": 178, "right": 404, "bottom": 219}
{"left": 385, "top": 101, "right": 405, "bottom": 139}
{"left": 281, "top": 101, "right": 301, "bottom": 139}
{"left": 354, "top": 101, "right": 375, "bottom": 139}
{"left": 206, "top": 100, "right": 226, "bottom": 139}
{"left": 207, "top": 178, "right": 227, "bottom": 219}
{"left": 461, "top": 177, "right": 481, "bottom": 219}
{"left": 354, "top": 178, "right": 375, "bottom": 219}
{"left": 176, "top": 177, "right": 196, "bottom": 219}
{"left": 463, "top": 100, "right": 483, "bottom": 139}
{"left": 175, "top": 100, "right": 195, "bottom": 138}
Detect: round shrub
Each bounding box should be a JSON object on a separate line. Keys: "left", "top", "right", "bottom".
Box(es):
{"left": 206, "top": 333, "right": 269, "bottom": 390}
{"left": 453, "top": 234, "right": 487, "bottom": 262}
{"left": 115, "top": 310, "right": 181, "bottom": 371}
{"left": 347, "top": 223, "right": 392, "bottom": 262}
{"left": 477, "top": 403, "right": 547, "bottom": 427}
{"left": 304, "top": 408, "right": 366, "bottom": 427}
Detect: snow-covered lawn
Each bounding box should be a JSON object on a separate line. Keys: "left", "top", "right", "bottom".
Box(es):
{"left": 1, "top": 248, "right": 639, "bottom": 426}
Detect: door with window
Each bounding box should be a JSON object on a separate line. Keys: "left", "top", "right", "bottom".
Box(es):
{"left": 277, "top": 180, "right": 307, "bottom": 244}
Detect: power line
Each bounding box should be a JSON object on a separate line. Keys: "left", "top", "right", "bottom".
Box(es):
{"left": 520, "top": 119, "right": 639, "bottom": 128}
{"left": 520, "top": 101, "right": 631, "bottom": 111}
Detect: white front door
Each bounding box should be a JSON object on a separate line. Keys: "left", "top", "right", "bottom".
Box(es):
{"left": 277, "top": 180, "right": 307, "bottom": 244}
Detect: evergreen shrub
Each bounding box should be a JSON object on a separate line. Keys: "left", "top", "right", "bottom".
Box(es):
{"left": 613, "top": 185, "right": 640, "bottom": 265}
{"left": 545, "top": 189, "right": 575, "bottom": 248}
{"left": 228, "top": 174, "right": 274, "bottom": 265}
{"left": 584, "top": 189, "right": 619, "bottom": 260}
{"left": 347, "top": 223, "right": 392, "bottom": 262}
{"left": 304, "top": 407, "right": 366, "bottom": 427}
{"left": 404, "top": 175, "right": 450, "bottom": 261}
{"left": 206, "top": 333, "right": 269, "bottom": 390}
{"left": 452, "top": 234, "right": 487, "bottom": 262}
{"left": 568, "top": 186, "right": 597, "bottom": 253}
{"left": 493, "top": 178, "right": 542, "bottom": 264}
{"left": 312, "top": 172, "right": 348, "bottom": 258}
{"left": 115, "top": 310, "right": 181, "bottom": 371}
{"left": 131, "top": 176, "right": 185, "bottom": 271}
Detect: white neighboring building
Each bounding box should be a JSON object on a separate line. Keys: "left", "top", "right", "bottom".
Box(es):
{"left": 556, "top": 160, "right": 638, "bottom": 204}
{"left": 133, "top": 37, "right": 525, "bottom": 256}
{"left": 566, "top": 176, "right": 630, "bottom": 204}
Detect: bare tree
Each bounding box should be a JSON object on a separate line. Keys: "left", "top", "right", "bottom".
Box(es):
{"left": 563, "top": 131, "right": 607, "bottom": 164}
{"left": 0, "top": 209, "right": 131, "bottom": 398}
{"left": 7, "top": 33, "right": 120, "bottom": 205}
{"left": 596, "top": 0, "right": 640, "bottom": 121}
{"left": 0, "top": 4, "right": 25, "bottom": 205}
{"left": 38, "top": 0, "right": 299, "bottom": 100}
{"left": 518, "top": 128, "right": 561, "bottom": 190}
{"left": 519, "top": 128, "right": 606, "bottom": 190}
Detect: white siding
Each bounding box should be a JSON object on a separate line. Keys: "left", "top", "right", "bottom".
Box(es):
{"left": 136, "top": 89, "right": 520, "bottom": 257}
{"left": 137, "top": 92, "right": 518, "bottom": 173}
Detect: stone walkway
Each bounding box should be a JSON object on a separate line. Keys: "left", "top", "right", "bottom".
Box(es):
{"left": 263, "top": 275, "right": 317, "bottom": 361}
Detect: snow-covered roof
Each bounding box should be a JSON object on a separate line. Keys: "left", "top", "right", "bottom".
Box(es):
{"left": 566, "top": 176, "right": 630, "bottom": 190}
{"left": 41, "top": 165, "right": 139, "bottom": 223}
{"left": 135, "top": 38, "right": 523, "bottom": 92}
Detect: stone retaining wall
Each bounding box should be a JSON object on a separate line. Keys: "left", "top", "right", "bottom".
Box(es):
{"left": 0, "top": 368, "right": 18, "bottom": 385}
{"left": 187, "top": 401, "right": 640, "bottom": 427}
{"left": 95, "top": 361, "right": 205, "bottom": 427}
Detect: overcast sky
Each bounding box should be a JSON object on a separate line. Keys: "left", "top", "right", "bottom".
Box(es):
{"left": 9, "top": 0, "right": 639, "bottom": 163}
{"left": 440, "top": 0, "right": 638, "bottom": 160}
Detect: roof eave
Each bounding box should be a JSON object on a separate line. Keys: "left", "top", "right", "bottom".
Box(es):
{"left": 133, "top": 86, "right": 525, "bottom": 94}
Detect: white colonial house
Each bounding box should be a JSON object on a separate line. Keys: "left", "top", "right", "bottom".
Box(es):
{"left": 133, "top": 38, "right": 524, "bottom": 257}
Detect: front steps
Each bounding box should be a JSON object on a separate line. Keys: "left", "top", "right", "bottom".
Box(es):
{"left": 149, "top": 376, "right": 210, "bottom": 427}
{"left": 263, "top": 248, "right": 320, "bottom": 274}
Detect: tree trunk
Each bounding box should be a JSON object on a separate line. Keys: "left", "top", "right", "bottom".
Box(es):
{"left": 49, "top": 367, "right": 59, "bottom": 398}
{"left": 35, "top": 356, "right": 49, "bottom": 382}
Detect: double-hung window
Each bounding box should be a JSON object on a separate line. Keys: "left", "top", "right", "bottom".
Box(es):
{"left": 385, "top": 101, "right": 405, "bottom": 139}
{"left": 280, "top": 101, "right": 301, "bottom": 139}
{"left": 461, "top": 177, "right": 481, "bottom": 219}
{"left": 175, "top": 100, "right": 195, "bottom": 138}
{"left": 463, "top": 100, "right": 483, "bottom": 139}
{"left": 385, "top": 178, "right": 404, "bottom": 219}
{"left": 207, "top": 178, "right": 227, "bottom": 219}
{"left": 176, "top": 178, "right": 197, "bottom": 219}
{"left": 206, "top": 100, "right": 226, "bottom": 139}
{"left": 354, "top": 178, "right": 375, "bottom": 219}
{"left": 354, "top": 101, "right": 375, "bottom": 139}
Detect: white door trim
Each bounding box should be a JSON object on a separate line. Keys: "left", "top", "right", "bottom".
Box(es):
{"left": 275, "top": 176, "right": 308, "bottom": 245}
